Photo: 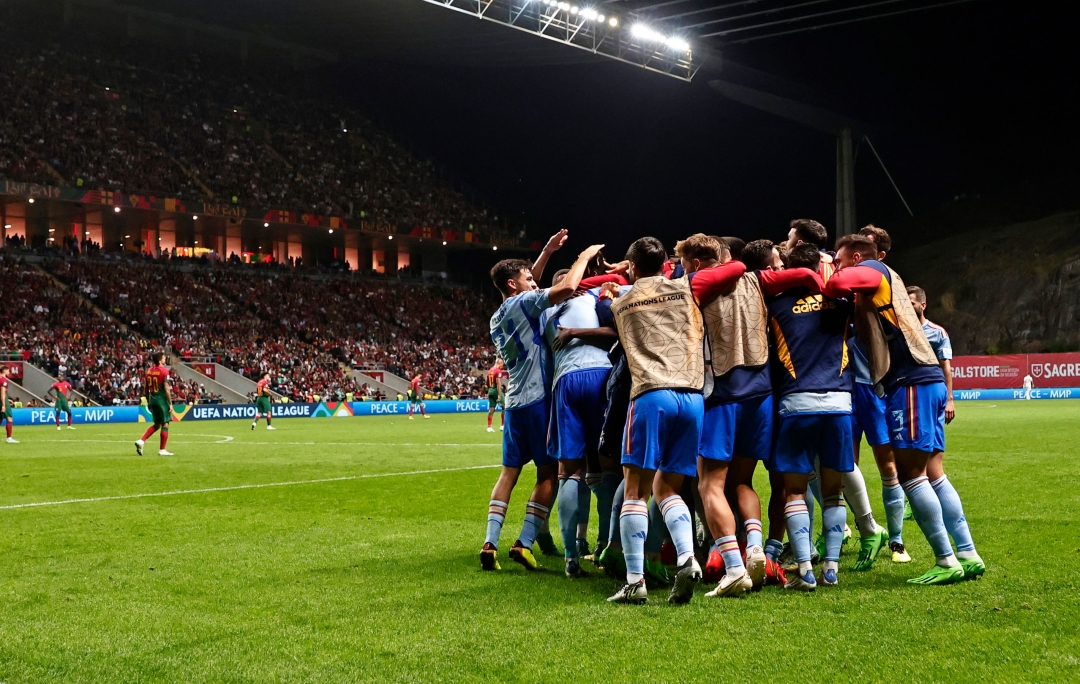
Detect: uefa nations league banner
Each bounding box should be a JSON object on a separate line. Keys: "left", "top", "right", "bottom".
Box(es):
{"left": 8, "top": 399, "right": 491, "bottom": 426}
{"left": 952, "top": 352, "right": 1080, "bottom": 389}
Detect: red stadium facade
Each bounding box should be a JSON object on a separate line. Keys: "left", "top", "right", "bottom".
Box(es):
{"left": 952, "top": 353, "right": 1080, "bottom": 389}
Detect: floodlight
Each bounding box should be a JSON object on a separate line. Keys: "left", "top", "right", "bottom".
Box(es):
{"left": 609, "top": 17, "right": 618, "bottom": 27}
{"left": 114, "top": 206, "right": 121, "bottom": 212}
{"left": 28, "top": 198, "right": 35, "bottom": 203}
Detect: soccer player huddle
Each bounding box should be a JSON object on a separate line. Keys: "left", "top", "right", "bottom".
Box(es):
{"left": 481, "top": 221, "right": 984, "bottom": 605}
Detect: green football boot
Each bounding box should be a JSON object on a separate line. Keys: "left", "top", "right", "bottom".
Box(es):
{"left": 644, "top": 558, "right": 673, "bottom": 585}
{"left": 903, "top": 499, "right": 913, "bottom": 520}
{"left": 814, "top": 534, "right": 827, "bottom": 564}
{"left": 853, "top": 526, "right": 889, "bottom": 571}
{"left": 907, "top": 563, "right": 964, "bottom": 586}
{"left": 597, "top": 546, "right": 626, "bottom": 579}
{"left": 960, "top": 553, "right": 986, "bottom": 580}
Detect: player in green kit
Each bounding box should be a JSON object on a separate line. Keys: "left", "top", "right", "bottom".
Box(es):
{"left": 136, "top": 351, "right": 175, "bottom": 456}
{"left": 251, "top": 372, "right": 276, "bottom": 430}
{"left": 0, "top": 365, "right": 17, "bottom": 443}
{"left": 49, "top": 374, "right": 76, "bottom": 430}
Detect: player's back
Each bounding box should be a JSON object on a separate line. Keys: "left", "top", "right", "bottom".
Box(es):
{"left": 490, "top": 289, "right": 552, "bottom": 409}
{"left": 766, "top": 287, "right": 853, "bottom": 398}
{"left": 542, "top": 289, "right": 612, "bottom": 384}
{"left": 146, "top": 365, "right": 169, "bottom": 398}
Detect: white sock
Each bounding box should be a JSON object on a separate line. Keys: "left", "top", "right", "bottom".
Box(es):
{"left": 842, "top": 468, "right": 877, "bottom": 537}
{"left": 957, "top": 549, "right": 979, "bottom": 560}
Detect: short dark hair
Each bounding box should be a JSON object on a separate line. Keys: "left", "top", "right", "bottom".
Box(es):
{"left": 552, "top": 268, "right": 570, "bottom": 283}
{"left": 586, "top": 251, "right": 606, "bottom": 278}
{"left": 626, "top": 237, "right": 668, "bottom": 276}
{"left": 707, "top": 236, "right": 731, "bottom": 262}
{"left": 740, "top": 239, "right": 776, "bottom": 271}
{"left": 790, "top": 219, "right": 828, "bottom": 248}
{"left": 490, "top": 258, "right": 532, "bottom": 296}
{"left": 906, "top": 285, "right": 926, "bottom": 303}
{"left": 720, "top": 237, "right": 745, "bottom": 260}
{"left": 786, "top": 243, "right": 821, "bottom": 271}
{"left": 0, "top": 365, "right": 9, "bottom": 374}
{"left": 152, "top": 350, "right": 167, "bottom": 365}
{"left": 835, "top": 234, "right": 878, "bottom": 262}
{"left": 859, "top": 225, "right": 892, "bottom": 254}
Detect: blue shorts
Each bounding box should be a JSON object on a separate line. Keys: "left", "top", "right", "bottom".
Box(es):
{"left": 549, "top": 368, "right": 611, "bottom": 461}
{"left": 700, "top": 394, "right": 773, "bottom": 463}
{"left": 852, "top": 383, "right": 890, "bottom": 447}
{"left": 886, "top": 382, "right": 947, "bottom": 453}
{"left": 503, "top": 399, "right": 556, "bottom": 469}
{"left": 622, "top": 389, "right": 704, "bottom": 477}
{"left": 771, "top": 413, "right": 854, "bottom": 475}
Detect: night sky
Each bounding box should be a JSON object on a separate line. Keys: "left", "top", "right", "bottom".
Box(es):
{"left": 114, "top": 1, "right": 1080, "bottom": 258}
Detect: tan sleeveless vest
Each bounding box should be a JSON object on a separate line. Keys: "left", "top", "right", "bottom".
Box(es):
{"left": 701, "top": 272, "right": 769, "bottom": 377}
{"left": 852, "top": 264, "right": 939, "bottom": 387}
{"left": 612, "top": 275, "right": 704, "bottom": 400}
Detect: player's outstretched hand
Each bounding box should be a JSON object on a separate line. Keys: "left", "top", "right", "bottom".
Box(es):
{"left": 605, "top": 259, "right": 630, "bottom": 275}
{"left": 578, "top": 244, "right": 605, "bottom": 261}
{"left": 543, "top": 229, "right": 569, "bottom": 254}
{"left": 600, "top": 281, "right": 623, "bottom": 299}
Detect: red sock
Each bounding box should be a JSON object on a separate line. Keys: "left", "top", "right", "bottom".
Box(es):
{"left": 501, "top": 412, "right": 505, "bottom": 427}
{"left": 409, "top": 405, "right": 413, "bottom": 416}
{"left": 141, "top": 426, "right": 157, "bottom": 441}
{"left": 56, "top": 416, "right": 61, "bottom": 427}
{"left": 160, "top": 429, "right": 169, "bottom": 450}
{"left": 420, "top": 405, "right": 426, "bottom": 416}
{"left": 487, "top": 414, "right": 492, "bottom": 427}
{"left": 68, "top": 414, "right": 73, "bottom": 426}
{"left": 5, "top": 423, "right": 11, "bottom": 438}
{"left": 266, "top": 415, "right": 271, "bottom": 426}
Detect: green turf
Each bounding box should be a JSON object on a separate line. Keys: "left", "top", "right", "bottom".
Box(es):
{"left": 1, "top": 402, "right": 1079, "bottom": 682}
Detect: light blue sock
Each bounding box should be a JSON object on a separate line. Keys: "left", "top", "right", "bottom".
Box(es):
{"left": 823, "top": 497, "right": 847, "bottom": 562}
{"left": 764, "top": 538, "right": 784, "bottom": 561}
{"left": 557, "top": 477, "right": 581, "bottom": 559}
{"left": 903, "top": 477, "right": 955, "bottom": 562}
{"left": 717, "top": 535, "right": 744, "bottom": 572}
{"left": 659, "top": 495, "right": 695, "bottom": 565}
{"left": 645, "top": 498, "right": 665, "bottom": 555}
{"left": 620, "top": 500, "right": 649, "bottom": 583}
{"left": 931, "top": 475, "right": 975, "bottom": 553}
{"left": 882, "top": 476, "right": 906, "bottom": 545}
{"left": 784, "top": 499, "right": 813, "bottom": 574}
{"left": 519, "top": 502, "right": 550, "bottom": 550}
{"left": 485, "top": 500, "right": 508, "bottom": 548}
{"left": 592, "top": 472, "right": 620, "bottom": 545}
{"left": 609, "top": 480, "right": 625, "bottom": 544}
{"left": 744, "top": 518, "right": 764, "bottom": 549}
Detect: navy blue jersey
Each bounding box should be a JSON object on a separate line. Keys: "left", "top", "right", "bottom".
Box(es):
{"left": 766, "top": 286, "right": 854, "bottom": 397}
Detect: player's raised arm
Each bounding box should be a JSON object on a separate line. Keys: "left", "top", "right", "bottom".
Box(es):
{"left": 820, "top": 265, "right": 882, "bottom": 298}
{"left": 547, "top": 244, "right": 606, "bottom": 306}
{"left": 529, "top": 229, "right": 567, "bottom": 285}
{"left": 757, "top": 267, "right": 824, "bottom": 296}
{"left": 686, "top": 260, "right": 747, "bottom": 305}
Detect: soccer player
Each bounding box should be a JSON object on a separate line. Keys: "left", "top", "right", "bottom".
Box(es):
{"left": 682, "top": 234, "right": 818, "bottom": 595}
{"left": 485, "top": 358, "right": 507, "bottom": 432}
{"left": 251, "top": 372, "right": 276, "bottom": 431}
{"left": 136, "top": 351, "right": 175, "bottom": 457}
{"left": 604, "top": 237, "right": 746, "bottom": 605}
{"left": 542, "top": 261, "right": 617, "bottom": 577}
{"left": 908, "top": 285, "right": 984, "bottom": 578}
{"left": 825, "top": 235, "right": 979, "bottom": 584}
{"left": 1023, "top": 373, "right": 1034, "bottom": 400}
{"left": 48, "top": 374, "right": 76, "bottom": 430}
{"left": 0, "top": 365, "right": 17, "bottom": 444}
{"left": 764, "top": 243, "right": 855, "bottom": 591}
{"left": 479, "top": 230, "right": 604, "bottom": 572}
{"left": 408, "top": 374, "right": 428, "bottom": 419}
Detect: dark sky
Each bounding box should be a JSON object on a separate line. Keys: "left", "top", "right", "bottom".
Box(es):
{"left": 108, "top": 1, "right": 1080, "bottom": 256}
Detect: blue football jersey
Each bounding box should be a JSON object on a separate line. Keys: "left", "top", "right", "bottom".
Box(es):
{"left": 541, "top": 288, "right": 612, "bottom": 386}
{"left": 923, "top": 319, "right": 953, "bottom": 361}
{"left": 490, "top": 289, "right": 553, "bottom": 409}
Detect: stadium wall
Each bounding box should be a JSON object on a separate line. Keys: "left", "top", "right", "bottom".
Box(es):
{"left": 952, "top": 352, "right": 1080, "bottom": 389}
{"left": 7, "top": 399, "right": 493, "bottom": 426}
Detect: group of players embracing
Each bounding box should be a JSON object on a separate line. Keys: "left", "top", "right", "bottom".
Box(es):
{"left": 481, "top": 219, "right": 984, "bottom": 605}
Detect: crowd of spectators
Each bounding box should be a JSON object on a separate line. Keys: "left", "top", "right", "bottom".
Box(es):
{"left": 0, "top": 27, "right": 509, "bottom": 239}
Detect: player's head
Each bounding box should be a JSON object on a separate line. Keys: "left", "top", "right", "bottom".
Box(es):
{"left": 859, "top": 224, "right": 892, "bottom": 260}
{"left": 741, "top": 239, "right": 783, "bottom": 272}
{"left": 57, "top": 373, "right": 65, "bottom": 381}
{"left": 674, "top": 233, "right": 721, "bottom": 275}
{"left": 833, "top": 234, "right": 877, "bottom": 270}
{"left": 0, "top": 366, "right": 9, "bottom": 377}
{"left": 707, "top": 236, "right": 732, "bottom": 264}
{"left": 151, "top": 350, "right": 167, "bottom": 366}
{"left": 907, "top": 285, "right": 927, "bottom": 319}
{"left": 785, "top": 243, "right": 821, "bottom": 271}
{"left": 586, "top": 250, "right": 606, "bottom": 278}
{"left": 263, "top": 372, "right": 271, "bottom": 381}
{"left": 721, "top": 237, "right": 745, "bottom": 261}
{"left": 490, "top": 258, "right": 536, "bottom": 298}
{"left": 551, "top": 268, "right": 570, "bottom": 286}
{"left": 625, "top": 237, "right": 667, "bottom": 282}
{"left": 785, "top": 219, "right": 828, "bottom": 251}
{"left": 495, "top": 357, "right": 505, "bottom": 369}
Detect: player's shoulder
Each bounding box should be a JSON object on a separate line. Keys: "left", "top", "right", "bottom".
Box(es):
{"left": 923, "top": 319, "right": 949, "bottom": 336}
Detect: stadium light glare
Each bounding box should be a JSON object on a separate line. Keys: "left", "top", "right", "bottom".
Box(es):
{"left": 4, "top": 224, "right": 10, "bottom": 228}
{"left": 329, "top": 229, "right": 334, "bottom": 234}
{"left": 570, "top": 6, "right": 578, "bottom": 14}
{"left": 666, "top": 36, "right": 690, "bottom": 51}
{"left": 124, "top": 235, "right": 130, "bottom": 238}
{"left": 264, "top": 222, "right": 270, "bottom": 227}
{"left": 192, "top": 215, "right": 198, "bottom": 220}
{"left": 493, "top": 246, "right": 498, "bottom": 251}
{"left": 442, "top": 240, "right": 447, "bottom": 245}
{"left": 388, "top": 235, "right": 394, "bottom": 240}
{"left": 28, "top": 198, "right": 34, "bottom": 203}
{"left": 114, "top": 206, "right": 121, "bottom": 212}
{"left": 609, "top": 17, "right": 618, "bottom": 27}
{"left": 85, "top": 231, "right": 90, "bottom": 235}
{"left": 597, "top": 14, "right": 605, "bottom": 22}
{"left": 49, "top": 229, "right": 55, "bottom": 232}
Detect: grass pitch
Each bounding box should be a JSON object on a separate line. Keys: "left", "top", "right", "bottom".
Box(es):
{"left": 1, "top": 402, "right": 1079, "bottom": 682}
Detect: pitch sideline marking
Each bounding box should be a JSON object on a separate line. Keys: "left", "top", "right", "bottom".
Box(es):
{"left": 33, "top": 439, "right": 498, "bottom": 447}
{"left": 0, "top": 464, "right": 500, "bottom": 511}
